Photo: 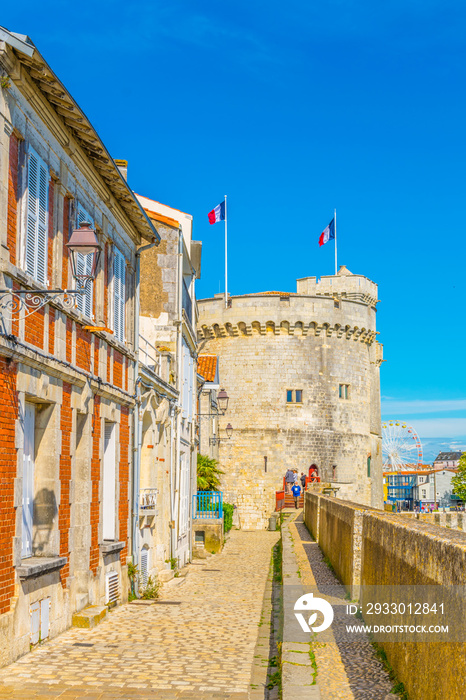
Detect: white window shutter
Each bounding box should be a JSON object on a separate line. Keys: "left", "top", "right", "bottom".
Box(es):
{"left": 113, "top": 248, "right": 125, "bottom": 342}
{"left": 37, "top": 162, "right": 48, "bottom": 284}
{"left": 26, "top": 148, "right": 48, "bottom": 283}
{"left": 76, "top": 204, "right": 94, "bottom": 317}
{"left": 140, "top": 549, "right": 148, "bottom": 586}
{"left": 26, "top": 152, "right": 38, "bottom": 278}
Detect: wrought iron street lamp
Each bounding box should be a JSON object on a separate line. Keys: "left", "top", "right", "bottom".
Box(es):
{"left": 66, "top": 221, "right": 101, "bottom": 290}
{"left": 199, "top": 389, "right": 230, "bottom": 418}
{"left": 0, "top": 221, "right": 101, "bottom": 325}
{"left": 209, "top": 423, "right": 234, "bottom": 446}
{"left": 217, "top": 389, "right": 229, "bottom": 414}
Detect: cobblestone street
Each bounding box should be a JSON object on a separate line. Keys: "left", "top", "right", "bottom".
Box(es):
{"left": 0, "top": 531, "right": 279, "bottom": 700}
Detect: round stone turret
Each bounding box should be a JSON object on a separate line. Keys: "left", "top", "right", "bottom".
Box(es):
{"left": 197, "top": 267, "right": 384, "bottom": 530}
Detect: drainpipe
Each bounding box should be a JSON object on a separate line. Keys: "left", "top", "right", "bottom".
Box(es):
{"left": 132, "top": 236, "right": 159, "bottom": 574}
{"left": 171, "top": 228, "right": 184, "bottom": 565}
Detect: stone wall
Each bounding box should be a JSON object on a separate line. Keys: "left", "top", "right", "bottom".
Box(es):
{"left": 198, "top": 272, "right": 384, "bottom": 529}
{"left": 304, "top": 491, "right": 466, "bottom": 700}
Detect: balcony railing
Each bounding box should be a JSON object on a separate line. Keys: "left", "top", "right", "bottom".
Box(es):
{"left": 140, "top": 488, "right": 158, "bottom": 515}
{"left": 139, "top": 334, "right": 161, "bottom": 375}
{"left": 192, "top": 491, "right": 223, "bottom": 520}
{"left": 182, "top": 280, "right": 192, "bottom": 323}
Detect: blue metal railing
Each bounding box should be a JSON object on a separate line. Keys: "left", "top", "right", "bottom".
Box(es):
{"left": 192, "top": 491, "right": 223, "bottom": 520}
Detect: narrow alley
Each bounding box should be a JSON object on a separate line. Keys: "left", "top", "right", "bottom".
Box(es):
{"left": 0, "top": 531, "right": 279, "bottom": 700}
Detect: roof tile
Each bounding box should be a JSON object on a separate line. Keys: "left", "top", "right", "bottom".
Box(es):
{"left": 198, "top": 355, "right": 218, "bottom": 382}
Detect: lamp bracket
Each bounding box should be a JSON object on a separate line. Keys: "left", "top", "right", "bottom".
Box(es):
{"left": 0, "top": 286, "right": 86, "bottom": 321}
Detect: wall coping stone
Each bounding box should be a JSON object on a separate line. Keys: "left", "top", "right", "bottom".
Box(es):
{"left": 16, "top": 556, "right": 67, "bottom": 579}
{"left": 99, "top": 541, "right": 125, "bottom": 554}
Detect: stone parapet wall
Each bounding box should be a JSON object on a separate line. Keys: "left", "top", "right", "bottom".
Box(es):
{"left": 304, "top": 491, "right": 466, "bottom": 700}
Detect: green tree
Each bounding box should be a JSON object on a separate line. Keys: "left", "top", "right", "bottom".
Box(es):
{"left": 452, "top": 453, "right": 466, "bottom": 502}
{"left": 197, "top": 454, "right": 224, "bottom": 491}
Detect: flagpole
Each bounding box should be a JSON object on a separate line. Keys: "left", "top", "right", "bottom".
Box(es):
{"left": 334, "top": 208, "right": 337, "bottom": 275}
{"left": 224, "top": 195, "right": 228, "bottom": 308}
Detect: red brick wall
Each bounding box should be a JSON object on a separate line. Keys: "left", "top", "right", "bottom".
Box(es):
{"left": 24, "top": 307, "right": 44, "bottom": 350}
{"left": 7, "top": 134, "right": 18, "bottom": 266}
{"left": 62, "top": 197, "right": 70, "bottom": 290}
{"left": 66, "top": 318, "right": 72, "bottom": 363}
{"left": 89, "top": 396, "right": 101, "bottom": 574}
{"left": 76, "top": 325, "right": 92, "bottom": 372}
{"left": 48, "top": 308, "right": 55, "bottom": 355}
{"left": 94, "top": 338, "right": 100, "bottom": 377}
{"left": 47, "top": 180, "right": 54, "bottom": 286}
{"left": 0, "top": 359, "right": 18, "bottom": 614}
{"left": 107, "top": 346, "right": 111, "bottom": 383}
{"left": 113, "top": 350, "right": 123, "bottom": 389}
{"left": 119, "top": 407, "right": 130, "bottom": 563}
{"left": 59, "top": 382, "right": 72, "bottom": 586}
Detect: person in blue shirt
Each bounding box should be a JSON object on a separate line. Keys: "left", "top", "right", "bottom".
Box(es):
{"left": 291, "top": 482, "right": 301, "bottom": 509}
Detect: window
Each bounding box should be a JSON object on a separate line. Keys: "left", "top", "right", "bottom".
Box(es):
{"left": 339, "top": 384, "right": 350, "bottom": 399}
{"left": 76, "top": 204, "right": 94, "bottom": 318}
{"left": 22, "top": 403, "right": 35, "bottom": 558}
{"left": 367, "top": 456, "right": 371, "bottom": 477}
{"left": 286, "top": 390, "right": 303, "bottom": 404}
{"left": 419, "top": 476, "right": 424, "bottom": 483}
{"left": 103, "top": 422, "right": 116, "bottom": 541}
{"left": 25, "top": 147, "right": 48, "bottom": 284}
{"left": 422, "top": 489, "right": 427, "bottom": 498}
{"left": 334, "top": 299, "right": 340, "bottom": 309}
{"left": 22, "top": 401, "right": 56, "bottom": 558}
{"left": 113, "top": 247, "right": 126, "bottom": 342}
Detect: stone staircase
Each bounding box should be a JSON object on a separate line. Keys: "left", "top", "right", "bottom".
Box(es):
{"left": 283, "top": 493, "right": 304, "bottom": 508}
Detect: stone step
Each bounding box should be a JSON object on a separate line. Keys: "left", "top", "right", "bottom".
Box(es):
{"left": 72, "top": 605, "right": 107, "bottom": 629}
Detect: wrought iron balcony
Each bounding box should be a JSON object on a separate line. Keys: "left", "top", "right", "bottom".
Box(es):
{"left": 139, "top": 334, "right": 161, "bottom": 375}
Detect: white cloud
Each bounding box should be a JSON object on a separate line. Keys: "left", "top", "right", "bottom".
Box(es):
{"left": 400, "top": 418, "right": 466, "bottom": 438}
{"left": 381, "top": 399, "right": 466, "bottom": 415}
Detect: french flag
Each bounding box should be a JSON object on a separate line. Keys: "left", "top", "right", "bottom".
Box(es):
{"left": 319, "top": 217, "right": 335, "bottom": 247}
{"left": 208, "top": 201, "right": 225, "bottom": 224}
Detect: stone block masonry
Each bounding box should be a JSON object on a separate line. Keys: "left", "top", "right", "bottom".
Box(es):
{"left": 197, "top": 268, "right": 384, "bottom": 530}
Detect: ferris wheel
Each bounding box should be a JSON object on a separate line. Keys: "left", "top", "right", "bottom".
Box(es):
{"left": 382, "top": 421, "right": 423, "bottom": 471}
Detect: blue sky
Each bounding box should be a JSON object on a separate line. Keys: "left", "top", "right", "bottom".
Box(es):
{"left": 3, "top": 1, "right": 466, "bottom": 451}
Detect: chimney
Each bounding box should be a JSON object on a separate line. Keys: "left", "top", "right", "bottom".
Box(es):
{"left": 114, "top": 159, "right": 128, "bottom": 181}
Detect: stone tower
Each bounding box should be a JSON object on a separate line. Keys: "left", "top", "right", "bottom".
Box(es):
{"left": 197, "top": 267, "right": 384, "bottom": 529}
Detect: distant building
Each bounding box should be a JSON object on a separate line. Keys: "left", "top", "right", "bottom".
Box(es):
{"left": 433, "top": 452, "right": 463, "bottom": 470}
{"left": 413, "top": 469, "right": 462, "bottom": 509}
{"left": 197, "top": 354, "right": 220, "bottom": 460}
{"left": 136, "top": 194, "right": 201, "bottom": 568}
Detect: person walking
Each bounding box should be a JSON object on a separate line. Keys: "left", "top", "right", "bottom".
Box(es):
{"left": 300, "top": 472, "right": 306, "bottom": 488}
{"left": 291, "top": 482, "right": 301, "bottom": 509}
{"left": 285, "top": 468, "right": 295, "bottom": 494}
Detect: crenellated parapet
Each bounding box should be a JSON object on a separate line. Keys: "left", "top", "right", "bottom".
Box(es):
{"left": 198, "top": 319, "right": 377, "bottom": 344}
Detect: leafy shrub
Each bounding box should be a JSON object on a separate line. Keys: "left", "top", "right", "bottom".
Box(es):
{"left": 197, "top": 454, "right": 224, "bottom": 491}
{"left": 223, "top": 503, "right": 234, "bottom": 532}
{"left": 140, "top": 576, "right": 160, "bottom": 599}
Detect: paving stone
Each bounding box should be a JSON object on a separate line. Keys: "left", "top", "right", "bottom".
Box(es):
{"left": 288, "top": 514, "right": 394, "bottom": 700}
{"left": 0, "top": 531, "right": 279, "bottom": 699}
